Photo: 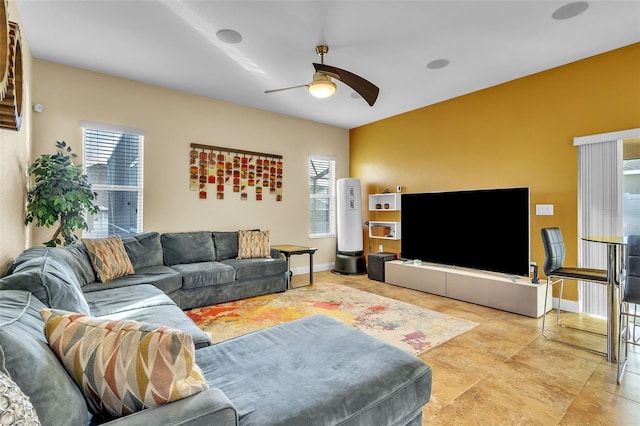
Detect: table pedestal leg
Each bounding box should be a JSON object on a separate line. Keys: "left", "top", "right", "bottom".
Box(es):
{"left": 607, "top": 243, "right": 623, "bottom": 363}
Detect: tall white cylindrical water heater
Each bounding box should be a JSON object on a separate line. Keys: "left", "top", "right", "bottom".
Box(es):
{"left": 333, "top": 178, "right": 367, "bottom": 274}
{"left": 336, "top": 178, "right": 363, "bottom": 253}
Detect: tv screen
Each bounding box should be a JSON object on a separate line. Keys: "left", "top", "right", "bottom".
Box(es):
{"left": 400, "top": 187, "right": 530, "bottom": 277}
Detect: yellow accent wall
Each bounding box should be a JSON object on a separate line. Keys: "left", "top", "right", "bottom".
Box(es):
{"left": 350, "top": 43, "right": 640, "bottom": 301}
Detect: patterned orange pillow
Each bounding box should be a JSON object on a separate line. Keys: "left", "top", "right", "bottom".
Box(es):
{"left": 41, "top": 309, "right": 209, "bottom": 418}
{"left": 83, "top": 235, "right": 134, "bottom": 282}
{"left": 237, "top": 230, "right": 271, "bottom": 259}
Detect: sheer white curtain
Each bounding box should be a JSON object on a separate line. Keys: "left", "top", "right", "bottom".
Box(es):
{"left": 577, "top": 140, "right": 623, "bottom": 316}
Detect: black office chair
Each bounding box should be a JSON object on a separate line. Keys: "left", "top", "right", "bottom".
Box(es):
{"left": 618, "top": 234, "right": 640, "bottom": 383}
{"left": 540, "top": 227, "right": 608, "bottom": 354}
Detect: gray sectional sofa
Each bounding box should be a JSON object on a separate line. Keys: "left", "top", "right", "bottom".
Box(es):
{"left": 0, "top": 230, "right": 432, "bottom": 425}
{"left": 3, "top": 230, "right": 289, "bottom": 310}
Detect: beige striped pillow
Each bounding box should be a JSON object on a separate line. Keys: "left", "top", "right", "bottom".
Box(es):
{"left": 237, "top": 229, "right": 271, "bottom": 259}
{"left": 83, "top": 235, "right": 134, "bottom": 282}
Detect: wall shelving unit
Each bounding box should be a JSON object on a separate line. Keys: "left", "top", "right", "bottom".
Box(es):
{"left": 368, "top": 193, "right": 401, "bottom": 241}
{"left": 368, "top": 193, "right": 401, "bottom": 211}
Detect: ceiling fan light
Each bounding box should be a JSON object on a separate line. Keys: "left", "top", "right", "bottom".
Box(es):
{"left": 308, "top": 72, "right": 336, "bottom": 99}
{"left": 309, "top": 81, "right": 336, "bottom": 98}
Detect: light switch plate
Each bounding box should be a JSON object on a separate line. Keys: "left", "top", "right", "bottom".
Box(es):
{"left": 536, "top": 204, "right": 554, "bottom": 215}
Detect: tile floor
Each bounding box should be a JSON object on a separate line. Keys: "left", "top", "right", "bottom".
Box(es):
{"left": 296, "top": 271, "right": 640, "bottom": 425}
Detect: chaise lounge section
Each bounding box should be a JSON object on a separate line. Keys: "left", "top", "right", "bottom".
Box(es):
{"left": 195, "top": 314, "right": 432, "bottom": 426}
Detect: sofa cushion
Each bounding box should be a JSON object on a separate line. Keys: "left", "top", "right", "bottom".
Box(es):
{"left": 0, "top": 371, "right": 41, "bottom": 424}
{"left": 103, "top": 305, "right": 212, "bottom": 350}
{"left": 48, "top": 244, "right": 97, "bottom": 287}
{"left": 122, "top": 231, "right": 164, "bottom": 270}
{"left": 83, "top": 284, "right": 211, "bottom": 349}
{"left": 178, "top": 274, "right": 286, "bottom": 310}
{"left": 41, "top": 309, "right": 210, "bottom": 419}
{"left": 83, "top": 235, "right": 135, "bottom": 282}
{"left": 237, "top": 230, "right": 271, "bottom": 259}
{"left": 0, "top": 256, "right": 90, "bottom": 314}
{"left": 171, "top": 262, "right": 236, "bottom": 289}
{"left": 81, "top": 265, "right": 182, "bottom": 295}
{"left": 221, "top": 258, "right": 288, "bottom": 280}
{"left": 196, "top": 315, "right": 432, "bottom": 426}
{"left": 162, "top": 231, "right": 216, "bottom": 266}
{"left": 212, "top": 231, "right": 238, "bottom": 261}
{"left": 84, "top": 283, "right": 176, "bottom": 316}
{"left": 0, "top": 290, "right": 88, "bottom": 426}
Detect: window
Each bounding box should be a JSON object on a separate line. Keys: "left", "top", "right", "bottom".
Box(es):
{"left": 81, "top": 121, "right": 144, "bottom": 238}
{"left": 309, "top": 155, "right": 336, "bottom": 238}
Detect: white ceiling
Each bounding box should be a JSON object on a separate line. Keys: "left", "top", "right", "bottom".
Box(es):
{"left": 15, "top": 1, "right": 640, "bottom": 129}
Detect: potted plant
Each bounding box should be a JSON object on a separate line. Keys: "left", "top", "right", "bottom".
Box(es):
{"left": 25, "top": 141, "right": 99, "bottom": 247}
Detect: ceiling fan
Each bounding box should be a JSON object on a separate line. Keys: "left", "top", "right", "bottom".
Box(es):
{"left": 264, "top": 45, "right": 379, "bottom": 107}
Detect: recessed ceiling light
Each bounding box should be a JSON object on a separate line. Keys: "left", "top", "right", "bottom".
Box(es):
{"left": 427, "top": 59, "right": 449, "bottom": 70}
{"left": 216, "top": 29, "right": 243, "bottom": 44}
{"left": 552, "top": 1, "right": 589, "bottom": 20}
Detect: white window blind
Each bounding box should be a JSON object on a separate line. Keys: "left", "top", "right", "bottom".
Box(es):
{"left": 81, "top": 122, "right": 144, "bottom": 238}
{"left": 309, "top": 155, "right": 336, "bottom": 238}
{"left": 578, "top": 139, "right": 623, "bottom": 316}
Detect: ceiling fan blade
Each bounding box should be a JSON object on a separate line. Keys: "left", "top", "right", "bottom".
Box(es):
{"left": 313, "top": 63, "right": 379, "bottom": 106}
{"left": 264, "top": 84, "right": 308, "bottom": 94}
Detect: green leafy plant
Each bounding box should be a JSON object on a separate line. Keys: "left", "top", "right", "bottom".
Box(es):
{"left": 25, "top": 141, "right": 99, "bottom": 247}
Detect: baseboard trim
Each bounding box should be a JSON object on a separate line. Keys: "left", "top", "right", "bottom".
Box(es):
{"left": 552, "top": 297, "right": 580, "bottom": 313}
{"left": 291, "top": 262, "right": 334, "bottom": 276}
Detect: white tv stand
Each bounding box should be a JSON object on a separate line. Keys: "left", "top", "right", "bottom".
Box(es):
{"left": 384, "top": 260, "right": 550, "bottom": 318}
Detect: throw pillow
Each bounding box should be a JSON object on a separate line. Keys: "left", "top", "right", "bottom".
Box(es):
{"left": 82, "top": 236, "right": 135, "bottom": 282}
{"left": 237, "top": 229, "right": 271, "bottom": 259}
{"left": 41, "top": 309, "right": 209, "bottom": 418}
{"left": 121, "top": 232, "right": 164, "bottom": 270}
{"left": 0, "top": 371, "right": 41, "bottom": 425}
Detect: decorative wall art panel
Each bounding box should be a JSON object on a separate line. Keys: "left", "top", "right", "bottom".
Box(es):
{"left": 189, "top": 143, "right": 283, "bottom": 202}
{"left": 189, "top": 150, "right": 198, "bottom": 191}
{"left": 0, "top": 15, "right": 24, "bottom": 131}
{"left": 0, "top": 1, "right": 9, "bottom": 101}
{"left": 199, "top": 151, "right": 208, "bottom": 199}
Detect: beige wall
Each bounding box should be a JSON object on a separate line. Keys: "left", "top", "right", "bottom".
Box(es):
{"left": 351, "top": 43, "right": 640, "bottom": 301}
{"left": 30, "top": 60, "right": 349, "bottom": 271}
{"left": 0, "top": 2, "right": 32, "bottom": 272}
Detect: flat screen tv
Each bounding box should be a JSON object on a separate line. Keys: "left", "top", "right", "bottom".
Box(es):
{"left": 401, "top": 187, "right": 530, "bottom": 277}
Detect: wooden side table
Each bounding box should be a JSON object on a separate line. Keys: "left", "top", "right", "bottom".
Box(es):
{"left": 272, "top": 245, "right": 318, "bottom": 289}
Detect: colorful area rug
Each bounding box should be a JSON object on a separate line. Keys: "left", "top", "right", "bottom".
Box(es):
{"left": 186, "top": 282, "right": 477, "bottom": 355}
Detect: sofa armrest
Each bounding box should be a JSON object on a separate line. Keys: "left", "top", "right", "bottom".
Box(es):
{"left": 270, "top": 247, "right": 281, "bottom": 259}
{"left": 103, "top": 388, "right": 238, "bottom": 426}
